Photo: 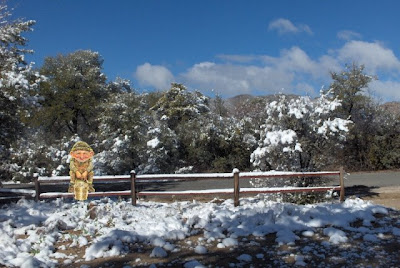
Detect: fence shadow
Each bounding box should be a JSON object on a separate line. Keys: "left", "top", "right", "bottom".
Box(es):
{"left": 345, "top": 185, "right": 380, "bottom": 198}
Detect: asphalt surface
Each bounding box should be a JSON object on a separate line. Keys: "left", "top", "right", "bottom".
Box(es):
{"left": 142, "top": 170, "right": 400, "bottom": 191}
{"left": 344, "top": 171, "right": 400, "bottom": 187}
{"left": 2, "top": 170, "right": 399, "bottom": 195}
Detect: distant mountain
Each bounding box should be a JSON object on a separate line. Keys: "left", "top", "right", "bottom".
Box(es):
{"left": 219, "top": 94, "right": 400, "bottom": 119}
{"left": 381, "top": 101, "right": 400, "bottom": 115}
{"left": 211, "top": 94, "right": 299, "bottom": 119}
{"left": 225, "top": 93, "right": 300, "bottom": 105}
{"left": 224, "top": 94, "right": 255, "bottom": 114}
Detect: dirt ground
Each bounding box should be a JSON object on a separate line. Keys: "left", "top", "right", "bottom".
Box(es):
{"left": 346, "top": 185, "right": 400, "bottom": 210}
{"left": 2, "top": 185, "right": 399, "bottom": 267}
{"left": 49, "top": 188, "right": 400, "bottom": 268}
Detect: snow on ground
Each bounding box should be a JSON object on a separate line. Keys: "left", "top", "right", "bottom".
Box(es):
{"left": 0, "top": 197, "right": 399, "bottom": 267}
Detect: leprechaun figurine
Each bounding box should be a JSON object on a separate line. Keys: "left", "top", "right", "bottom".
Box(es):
{"left": 68, "top": 141, "right": 95, "bottom": 201}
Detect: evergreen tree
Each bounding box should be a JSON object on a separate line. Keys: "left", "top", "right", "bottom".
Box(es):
{"left": 211, "top": 94, "right": 228, "bottom": 117}
{"left": 329, "top": 63, "right": 375, "bottom": 118}
{"left": 182, "top": 115, "right": 255, "bottom": 172}
{"left": 367, "top": 107, "right": 400, "bottom": 170}
{"left": 35, "top": 50, "right": 107, "bottom": 140}
{"left": 151, "top": 83, "right": 209, "bottom": 130}
{"left": 327, "top": 63, "right": 393, "bottom": 170}
{"left": 147, "top": 83, "right": 211, "bottom": 173}
{"left": 139, "top": 122, "right": 180, "bottom": 174}
{"left": 95, "top": 85, "right": 151, "bottom": 175}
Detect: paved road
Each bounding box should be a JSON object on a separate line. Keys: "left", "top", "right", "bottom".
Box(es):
{"left": 139, "top": 171, "right": 400, "bottom": 191}
{"left": 344, "top": 171, "right": 400, "bottom": 187}
{"left": 2, "top": 171, "right": 399, "bottom": 193}
{"left": 156, "top": 171, "right": 400, "bottom": 190}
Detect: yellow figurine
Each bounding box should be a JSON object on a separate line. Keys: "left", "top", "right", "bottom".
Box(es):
{"left": 68, "top": 141, "right": 95, "bottom": 201}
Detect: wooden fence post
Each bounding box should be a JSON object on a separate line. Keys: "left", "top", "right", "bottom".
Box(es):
{"left": 339, "top": 166, "right": 345, "bottom": 202}
{"left": 34, "top": 174, "right": 40, "bottom": 202}
{"left": 233, "top": 168, "right": 240, "bottom": 207}
{"left": 131, "top": 170, "right": 137, "bottom": 206}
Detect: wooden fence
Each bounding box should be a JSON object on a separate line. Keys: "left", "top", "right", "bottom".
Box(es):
{"left": 35, "top": 167, "right": 345, "bottom": 206}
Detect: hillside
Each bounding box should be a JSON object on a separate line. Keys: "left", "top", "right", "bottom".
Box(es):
{"left": 381, "top": 101, "right": 400, "bottom": 115}
{"left": 222, "top": 94, "right": 299, "bottom": 118}
{"left": 222, "top": 94, "right": 400, "bottom": 118}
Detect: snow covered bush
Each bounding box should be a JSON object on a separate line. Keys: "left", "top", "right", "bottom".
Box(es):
{"left": 250, "top": 90, "right": 352, "bottom": 201}
{"left": 142, "top": 83, "right": 212, "bottom": 173}
{"left": 138, "top": 124, "right": 180, "bottom": 174}
{"left": 151, "top": 83, "right": 210, "bottom": 130}
{"left": 251, "top": 90, "right": 351, "bottom": 173}
{"left": 95, "top": 90, "right": 150, "bottom": 175}
{"left": 182, "top": 115, "right": 256, "bottom": 173}
{"left": 8, "top": 135, "right": 80, "bottom": 182}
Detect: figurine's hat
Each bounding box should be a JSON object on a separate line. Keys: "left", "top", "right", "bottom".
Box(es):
{"left": 70, "top": 141, "right": 94, "bottom": 153}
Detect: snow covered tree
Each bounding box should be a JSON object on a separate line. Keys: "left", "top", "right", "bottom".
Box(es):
{"left": 251, "top": 90, "right": 352, "bottom": 173}
{"left": 10, "top": 50, "right": 110, "bottom": 181}
{"left": 95, "top": 87, "right": 151, "bottom": 175}
{"left": 10, "top": 78, "right": 145, "bottom": 181}
{"left": 139, "top": 123, "right": 180, "bottom": 174}
{"left": 176, "top": 112, "right": 256, "bottom": 173}
{"left": 144, "top": 83, "right": 211, "bottom": 173}
{"left": 0, "top": 4, "right": 43, "bottom": 181}
{"left": 210, "top": 94, "right": 228, "bottom": 117}
{"left": 151, "top": 83, "right": 210, "bottom": 130}
{"left": 106, "top": 77, "right": 133, "bottom": 94}
{"left": 148, "top": 84, "right": 257, "bottom": 173}
{"left": 35, "top": 50, "right": 107, "bottom": 140}
{"left": 10, "top": 134, "right": 80, "bottom": 182}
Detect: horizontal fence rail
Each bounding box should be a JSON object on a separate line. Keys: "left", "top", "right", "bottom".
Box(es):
{"left": 35, "top": 167, "right": 345, "bottom": 206}
{"left": 35, "top": 174, "right": 136, "bottom": 203}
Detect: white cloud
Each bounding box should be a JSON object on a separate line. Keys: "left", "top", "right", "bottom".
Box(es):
{"left": 268, "top": 18, "right": 313, "bottom": 35}
{"left": 337, "top": 30, "right": 362, "bottom": 41}
{"left": 338, "top": 41, "right": 400, "bottom": 73}
{"left": 272, "top": 47, "right": 321, "bottom": 76}
{"left": 216, "top": 54, "right": 259, "bottom": 64}
{"left": 135, "top": 41, "right": 400, "bottom": 101}
{"left": 181, "top": 61, "right": 292, "bottom": 96}
{"left": 318, "top": 54, "right": 342, "bottom": 74}
{"left": 181, "top": 47, "right": 326, "bottom": 97}
{"left": 181, "top": 46, "right": 345, "bottom": 97}
{"left": 370, "top": 80, "right": 400, "bottom": 101}
{"left": 135, "top": 63, "right": 174, "bottom": 90}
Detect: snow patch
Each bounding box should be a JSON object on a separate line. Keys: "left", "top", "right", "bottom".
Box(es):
{"left": 237, "top": 254, "right": 252, "bottom": 262}
{"left": 323, "top": 227, "right": 348, "bottom": 244}
{"left": 194, "top": 245, "right": 208, "bottom": 254}
{"left": 150, "top": 247, "right": 168, "bottom": 258}
{"left": 0, "top": 197, "right": 397, "bottom": 267}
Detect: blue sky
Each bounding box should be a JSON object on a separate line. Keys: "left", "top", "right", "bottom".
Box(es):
{"left": 9, "top": 0, "right": 400, "bottom": 101}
